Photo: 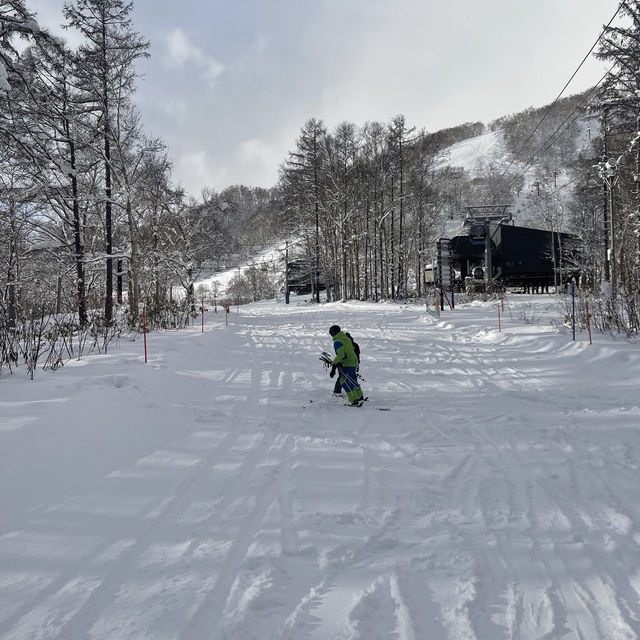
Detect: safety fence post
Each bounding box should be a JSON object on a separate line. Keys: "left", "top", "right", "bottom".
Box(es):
{"left": 442, "top": 288, "right": 453, "bottom": 310}
{"left": 586, "top": 301, "right": 593, "bottom": 345}
{"left": 201, "top": 297, "right": 204, "bottom": 333}
{"left": 143, "top": 306, "right": 148, "bottom": 363}
{"left": 498, "top": 303, "right": 502, "bottom": 333}
{"left": 571, "top": 284, "right": 576, "bottom": 341}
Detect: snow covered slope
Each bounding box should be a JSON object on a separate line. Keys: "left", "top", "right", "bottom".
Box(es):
{"left": 437, "top": 129, "right": 511, "bottom": 178}
{"left": 195, "top": 243, "right": 286, "bottom": 297}
{"left": 436, "top": 120, "right": 595, "bottom": 230}
{"left": 2, "top": 295, "right": 640, "bottom": 639}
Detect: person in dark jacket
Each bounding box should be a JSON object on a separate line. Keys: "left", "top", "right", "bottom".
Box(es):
{"left": 329, "top": 325, "right": 364, "bottom": 406}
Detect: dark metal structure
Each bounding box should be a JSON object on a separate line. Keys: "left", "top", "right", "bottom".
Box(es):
{"left": 449, "top": 223, "right": 579, "bottom": 291}
{"left": 286, "top": 259, "right": 327, "bottom": 295}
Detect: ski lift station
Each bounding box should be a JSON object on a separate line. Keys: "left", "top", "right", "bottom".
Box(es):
{"left": 437, "top": 207, "right": 579, "bottom": 292}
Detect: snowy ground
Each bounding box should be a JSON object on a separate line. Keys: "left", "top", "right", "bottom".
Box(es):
{"left": 2, "top": 294, "right": 640, "bottom": 640}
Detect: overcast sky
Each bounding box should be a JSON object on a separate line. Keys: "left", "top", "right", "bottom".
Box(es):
{"left": 34, "top": 0, "right": 617, "bottom": 196}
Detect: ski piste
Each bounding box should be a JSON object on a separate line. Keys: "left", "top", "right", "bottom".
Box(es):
{"left": 304, "top": 399, "right": 391, "bottom": 411}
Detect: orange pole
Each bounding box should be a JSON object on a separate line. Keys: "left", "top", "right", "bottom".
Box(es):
{"left": 201, "top": 297, "right": 204, "bottom": 333}
{"left": 586, "top": 301, "right": 592, "bottom": 345}
{"left": 498, "top": 304, "right": 502, "bottom": 333}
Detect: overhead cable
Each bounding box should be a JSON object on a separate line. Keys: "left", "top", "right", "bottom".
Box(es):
{"left": 500, "top": 2, "right": 624, "bottom": 180}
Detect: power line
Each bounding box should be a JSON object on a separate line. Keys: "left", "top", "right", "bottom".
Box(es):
{"left": 500, "top": 2, "right": 624, "bottom": 181}
{"left": 514, "top": 175, "right": 582, "bottom": 219}
{"left": 503, "top": 68, "right": 611, "bottom": 194}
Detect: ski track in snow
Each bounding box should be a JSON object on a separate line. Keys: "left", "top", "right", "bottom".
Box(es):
{"left": 1, "top": 295, "right": 640, "bottom": 639}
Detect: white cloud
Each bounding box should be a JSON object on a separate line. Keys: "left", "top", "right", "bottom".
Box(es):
{"left": 235, "top": 139, "right": 277, "bottom": 166}
{"left": 165, "top": 28, "right": 194, "bottom": 66}
{"left": 203, "top": 60, "right": 225, "bottom": 88}
{"left": 248, "top": 34, "right": 269, "bottom": 57}
{"left": 233, "top": 139, "right": 282, "bottom": 187}
{"left": 165, "top": 28, "right": 225, "bottom": 89}
{"left": 177, "top": 150, "right": 228, "bottom": 194}
{"left": 161, "top": 97, "right": 188, "bottom": 122}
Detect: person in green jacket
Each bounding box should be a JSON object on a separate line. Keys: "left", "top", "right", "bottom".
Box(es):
{"left": 329, "top": 325, "right": 365, "bottom": 406}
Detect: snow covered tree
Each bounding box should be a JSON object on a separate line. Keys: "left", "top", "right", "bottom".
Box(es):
{"left": 324, "top": 122, "right": 360, "bottom": 301}
{"left": 63, "top": 0, "right": 149, "bottom": 325}
{"left": 281, "top": 118, "right": 327, "bottom": 302}
{"left": 360, "top": 121, "right": 392, "bottom": 300}
{"left": 5, "top": 36, "right": 94, "bottom": 325}
{"left": 596, "top": 0, "right": 640, "bottom": 317}
{"left": 0, "top": 0, "right": 41, "bottom": 94}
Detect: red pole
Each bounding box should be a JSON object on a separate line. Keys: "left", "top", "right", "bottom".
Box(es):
{"left": 201, "top": 297, "right": 204, "bottom": 333}
{"left": 586, "top": 301, "right": 592, "bottom": 345}
{"left": 442, "top": 288, "right": 453, "bottom": 310}
{"left": 498, "top": 304, "right": 502, "bottom": 333}
{"left": 143, "top": 306, "right": 148, "bottom": 363}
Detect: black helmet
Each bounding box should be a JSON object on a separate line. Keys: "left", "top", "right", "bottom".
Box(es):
{"left": 329, "top": 325, "right": 340, "bottom": 336}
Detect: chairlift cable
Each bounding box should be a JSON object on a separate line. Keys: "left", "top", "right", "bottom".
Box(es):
{"left": 499, "top": 3, "right": 623, "bottom": 181}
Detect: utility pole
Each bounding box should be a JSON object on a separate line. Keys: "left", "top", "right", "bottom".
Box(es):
{"left": 284, "top": 241, "right": 289, "bottom": 304}
{"left": 601, "top": 108, "right": 610, "bottom": 283}
{"left": 598, "top": 155, "right": 622, "bottom": 299}
{"left": 607, "top": 163, "right": 619, "bottom": 299}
